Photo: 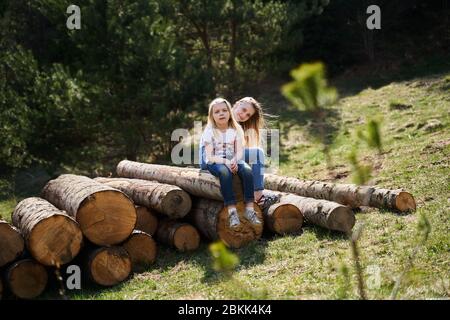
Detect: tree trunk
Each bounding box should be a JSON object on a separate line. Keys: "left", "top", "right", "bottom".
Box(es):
{"left": 122, "top": 230, "right": 157, "bottom": 273}
{"left": 156, "top": 219, "right": 200, "bottom": 252}
{"left": 264, "top": 191, "right": 355, "bottom": 233}
{"left": 0, "top": 220, "right": 25, "bottom": 267}
{"left": 94, "top": 177, "right": 192, "bottom": 219}
{"left": 263, "top": 201, "right": 303, "bottom": 235}
{"left": 5, "top": 259, "right": 48, "bottom": 299}
{"left": 116, "top": 160, "right": 244, "bottom": 201}
{"left": 86, "top": 246, "right": 131, "bottom": 287}
{"left": 41, "top": 174, "right": 137, "bottom": 246}
{"left": 264, "top": 174, "right": 416, "bottom": 212}
{"left": 135, "top": 206, "right": 158, "bottom": 236}
{"left": 12, "top": 197, "right": 83, "bottom": 266}
{"left": 188, "top": 198, "right": 263, "bottom": 248}
{"left": 117, "top": 161, "right": 415, "bottom": 211}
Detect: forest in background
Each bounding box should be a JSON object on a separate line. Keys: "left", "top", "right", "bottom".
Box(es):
{"left": 1, "top": 0, "right": 449, "bottom": 198}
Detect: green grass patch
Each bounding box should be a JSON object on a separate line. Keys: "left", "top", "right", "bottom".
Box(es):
{"left": 1, "top": 68, "right": 449, "bottom": 300}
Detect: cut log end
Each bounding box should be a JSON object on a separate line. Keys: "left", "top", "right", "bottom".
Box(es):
{"left": 7, "top": 259, "right": 48, "bottom": 299}
{"left": 173, "top": 224, "right": 200, "bottom": 252}
{"left": 395, "top": 192, "right": 416, "bottom": 212}
{"left": 29, "top": 215, "right": 83, "bottom": 266}
{"left": 162, "top": 190, "right": 192, "bottom": 219}
{"left": 0, "top": 222, "right": 25, "bottom": 267}
{"left": 123, "top": 231, "right": 157, "bottom": 272}
{"left": 267, "top": 203, "right": 303, "bottom": 235}
{"left": 135, "top": 206, "right": 158, "bottom": 236}
{"left": 328, "top": 207, "right": 356, "bottom": 233}
{"left": 217, "top": 202, "right": 263, "bottom": 248}
{"left": 77, "top": 190, "right": 137, "bottom": 246}
{"left": 89, "top": 247, "right": 131, "bottom": 286}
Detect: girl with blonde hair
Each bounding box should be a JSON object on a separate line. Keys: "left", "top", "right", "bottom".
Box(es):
{"left": 199, "top": 98, "right": 261, "bottom": 228}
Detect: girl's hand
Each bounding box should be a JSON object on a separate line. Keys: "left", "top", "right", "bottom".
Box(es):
{"left": 230, "top": 158, "right": 238, "bottom": 174}
{"left": 225, "top": 162, "right": 235, "bottom": 174}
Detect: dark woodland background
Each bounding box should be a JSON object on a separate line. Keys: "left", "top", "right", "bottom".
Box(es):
{"left": 1, "top": 0, "right": 449, "bottom": 197}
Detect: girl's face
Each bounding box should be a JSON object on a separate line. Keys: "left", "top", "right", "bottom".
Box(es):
{"left": 212, "top": 102, "right": 230, "bottom": 127}
{"left": 233, "top": 101, "right": 255, "bottom": 123}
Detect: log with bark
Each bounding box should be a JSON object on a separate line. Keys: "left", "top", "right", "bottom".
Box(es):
{"left": 94, "top": 177, "right": 191, "bottom": 219}
{"left": 264, "top": 174, "right": 416, "bottom": 212}
{"left": 117, "top": 160, "right": 244, "bottom": 201}
{"left": 188, "top": 198, "right": 263, "bottom": 248}
{"left": 122, "top": 230, "right": 157, "bottom": 272}
{"left": 117, "top": 161, "right": 415, "bottom": 212}
{"left": 116, "top": 161, "right": 352, "bottom": 232}
{"left": 135, "top": 206, "right": 158, "bottom": 236}
{"left": 0, "top": 220, "right": 25, "bottom": 267}
{"left": 262, "top": 200, "right": 303, "bottom": 235}
{"left": 156, "top": 219, "right": 200, "bottom": 252}
{"left": 264, "top": 191, "right": 355, "bottom": 233}
{"left": 12, "top": 197, "right": 83, "bottom": 266}
{"left": 5, "top": 259, "right": 48, "bottom": 299}
{"left": 41, "top": 174, "right": 137, "bottom": 246}
{"left": 86, "top": 246, "right": 131, "bottom": 286}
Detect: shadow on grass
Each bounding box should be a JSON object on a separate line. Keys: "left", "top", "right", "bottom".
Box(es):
{"left": 277, "top": 107, "right": 342, "bottom": 164}
{"left": 303, "top": 224, "right": 349, "bottom": 241}
{"left": 332, "top": 54, "right": 450, "bottom": 98}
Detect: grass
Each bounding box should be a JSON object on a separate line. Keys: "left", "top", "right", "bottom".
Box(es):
{"left": 1, "top": 66, "right": 449, "bottom": 300}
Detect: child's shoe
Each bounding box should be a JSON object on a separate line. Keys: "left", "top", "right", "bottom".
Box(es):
{"left": 228, "top": 208, "right": 241, "bottom": 228}
{"left": 244, "top": 207, "right": 262, "bottom": 225}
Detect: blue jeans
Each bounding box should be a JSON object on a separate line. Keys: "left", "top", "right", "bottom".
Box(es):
{"left": 206, "top": 163, "right": 254, "bottom": 206}
{"left": 199, "top": 145, "right": 265, "bottom": 191}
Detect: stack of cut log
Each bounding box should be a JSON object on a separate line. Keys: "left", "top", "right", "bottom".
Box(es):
{"left": 1, "top": 160, "right": 415, "bottom": 299}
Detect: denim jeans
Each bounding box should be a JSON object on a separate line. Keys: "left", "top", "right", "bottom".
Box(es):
{"left": 206, "top": 162, "right": 254, "bottom": 206}
{"left": 200, "top": 145, "right": 265, "bottom": 191}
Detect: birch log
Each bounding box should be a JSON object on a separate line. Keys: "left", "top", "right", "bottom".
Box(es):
{"left": 41, "top": 174, "right": 136, "bottom": 246}
{"left": 122, "top": 230, "right": 157, "bottom": 272}
{"left": 263, "top": 201, "right": 303, "bottom": 235}
{"left": 117, "top": 161, "right": 415, "bottom": 212}
{"left": 156, "top": 219, "right": 200, "bottom": 252}
{"left": 116, "top": 161, "right": 351, "bottom": 232}
{"left": 135, "top": 206, "right": 158, "bottom": 236}
{"left": 117, "top": 160, "right": 243, "bottom": 201}
{"left": 264, "top": 174, "right": 416, "bottom": 212}
{"left": 264, "top": 191, "right": 355, "bottom": 233}
{"left": 86, "top": 246, "right": 131, "bottom": 286}
{"left": 94, "top": 177, "right": 191, "bottom": 219}
{"left": 12, "top": 197, "right": 83, "bottom": 266}
{"left": 0, "top": 220, "right": 24, "bottom": 267}
{"left": 188, "top": 198, "right": 263, "bottom": 248}
{"left": 5, "top": 259, "right": 48, "bottom": 299}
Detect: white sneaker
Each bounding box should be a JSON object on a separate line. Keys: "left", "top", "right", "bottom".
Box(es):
{"left": 228, "top": 209, "right": 241, "bottom": 228}
{"left": 244, "top": 208, "right": 262, "bottom": 225}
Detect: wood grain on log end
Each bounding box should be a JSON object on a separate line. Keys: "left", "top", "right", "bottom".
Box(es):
{"left": 135, "top": 206, "right": 158, "bottom": 236}
{"left": 77, "top": 190, "right": 136, "bottom": 246}
{"left": 328, "top": 207, "right": 356, "bottom": 233}
{"left": 156, "top": 220, "right": 201, "bottom": 252}
{"left": 173, "top": 224, "right": 200, "bottom": 252}
{"left": 217, "top": 202, "right": 264, "bottom": 248}
{"left": 6, "top": 259, "right": 48, "bottom": 299}
{"left": 29, "top": 214, "right": 83, "bottom": 266}
{"left": 123, "top": 230, "right": 157, "bottom": 272}
{"left": 0, "top": 220, "right": 25, "bottom": 267}
{"left": 266, "top": 203, "right": 303, "bottom": 235}
{"left": 162, "top": 189, "right": 192, "bottom": 218}
{"left": 88, "top": 247, "right": 131, "bottom": 286}
{"left": 395, "top": 191, "right": 416, "bottom": 212}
